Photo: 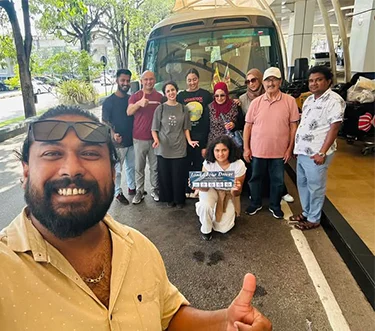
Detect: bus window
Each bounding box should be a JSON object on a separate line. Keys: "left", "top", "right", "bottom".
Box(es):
{"left": 144, "top": 27, "right": 281, "bottom": 93}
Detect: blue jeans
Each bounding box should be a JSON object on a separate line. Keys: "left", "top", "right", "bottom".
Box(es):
{"left": 249, "top": 157, "right": 284, "bottom": 211}
{"left": 115, "top": 146, "right": 135, "bottom": 196}
{"left": 296, "top": 154, "right": 333, "bottom": 223}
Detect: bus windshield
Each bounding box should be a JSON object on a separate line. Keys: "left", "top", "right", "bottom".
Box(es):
{"left": 144, "top": 26, "right": 282, "bottom": 93}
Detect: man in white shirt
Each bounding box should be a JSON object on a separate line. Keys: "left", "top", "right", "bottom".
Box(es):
{"left": 291, "top": 66, "right": 345, "bottom": 230}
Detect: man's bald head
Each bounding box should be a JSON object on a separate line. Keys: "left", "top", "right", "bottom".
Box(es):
{"left": 141, "top": 70, "right": 156, "bottom": 92}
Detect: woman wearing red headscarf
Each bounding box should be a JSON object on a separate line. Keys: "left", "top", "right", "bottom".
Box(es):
{"left": 207, "top": 82, "right": 244, "bottom": 146}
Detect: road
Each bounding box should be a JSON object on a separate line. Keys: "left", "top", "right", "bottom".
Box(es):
{"left": 0, "top": 83, "right": 116, "bottom": 122}
{"left": 0, "top": 111, "right": 374, "bottom": 331}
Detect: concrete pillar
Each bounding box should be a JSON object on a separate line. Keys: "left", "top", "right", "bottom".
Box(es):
{"left": 349, "top": 0, "right": 375, "bottom": 73}
{"left": 286, "top": 0, "right": 316, "bottom": 78}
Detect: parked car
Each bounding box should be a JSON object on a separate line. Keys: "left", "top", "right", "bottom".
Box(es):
{"left": 34, "top": 76, "right": 61, "bottom": 86}
{"left": 32, "top": 79, "right": 53, "bottom": 94}
{"left": 0, "top": 82, "right": 10, "bottom": 92}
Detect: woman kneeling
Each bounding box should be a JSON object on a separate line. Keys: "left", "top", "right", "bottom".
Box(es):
{"left": 195, "top": 135, "right": 246, "bottom": 240}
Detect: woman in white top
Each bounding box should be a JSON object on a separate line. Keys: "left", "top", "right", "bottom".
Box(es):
{"left": 195, "top": 135, "right": 246, "bottom": 240}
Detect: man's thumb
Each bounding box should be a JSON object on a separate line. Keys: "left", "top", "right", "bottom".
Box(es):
{"left": 235, "top": 273, "right": 256, "bottom": 306}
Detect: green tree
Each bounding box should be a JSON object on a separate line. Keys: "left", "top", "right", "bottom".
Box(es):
{"left": 0, "top": 34, "right": 16, "bottom": 68}
{"left": 129, "top": 0, "right": 174, "bottom": 74}
{"left": 43, "top": 50, "right": 101, "bottom": 80}
{"left": 31, "top": 0, "right": 106, "bottom": 53}
{"left": 0, "top": 0, "right": 36, "bottom": 118}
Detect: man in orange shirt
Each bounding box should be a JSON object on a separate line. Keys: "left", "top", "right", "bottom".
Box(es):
{"left": 243, "top": 67, "right": 299, "bottom": 219}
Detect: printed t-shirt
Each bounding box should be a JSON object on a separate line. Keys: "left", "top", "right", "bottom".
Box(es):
{"left": 177, "top": 88, "right": 212, "bottom": 147}
{"left": 129, "top": 89, "right": 163, "bottom": 140}
{"left": 152, "top": 103, "right": 191, "bottom": 159}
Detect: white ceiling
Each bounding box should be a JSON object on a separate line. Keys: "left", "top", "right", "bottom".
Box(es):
{"left": 270, "top": 0, "right": 355, "bottom": 38}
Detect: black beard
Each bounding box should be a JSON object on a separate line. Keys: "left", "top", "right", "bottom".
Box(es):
{"left": 25, "top": 176, "right": 114, "bottom": 239}
{"left": 118, "top": 85, "right": 130, "bottom": 95}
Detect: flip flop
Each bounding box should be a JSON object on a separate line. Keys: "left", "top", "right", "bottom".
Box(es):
{"left": 288, "top": 214, "right": 307, "bottom": 224}
{"left": 294, "top": 221, "right": 320, "bottom": 231}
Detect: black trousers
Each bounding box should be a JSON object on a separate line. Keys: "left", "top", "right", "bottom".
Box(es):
{"left": 157, "top": 156, "right": 186, "bottom": 204}
{"left": 186, "top": 145, "right": 204, "bottom": 193}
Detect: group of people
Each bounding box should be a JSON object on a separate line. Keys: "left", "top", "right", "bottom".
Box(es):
{"left": 242, "top": 65, "right": 345, "bottom": 231}
{"left": 0, "top": 63, "right": 345, "bottom": 329}
{"left": 1, "top": 104, "right": 272, "bottom": 330}
{"left": 103, "top": 64, "right": 345, "bottom": 239}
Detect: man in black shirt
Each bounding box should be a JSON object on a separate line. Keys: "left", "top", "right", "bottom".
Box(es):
{"left": 102, "top": 69, "right": 135, "bottom": 205}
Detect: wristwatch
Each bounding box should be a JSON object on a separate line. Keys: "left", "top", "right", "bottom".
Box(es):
{"left": 318, "top": 152, "right": 326, "bottom": 157}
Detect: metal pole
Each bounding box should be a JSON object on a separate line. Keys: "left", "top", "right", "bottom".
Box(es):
{"left": 330, "top": 0, "right": 351, "bottom": 82}
{"left": 103, "top": 65, "right": 107, "bottom": 96}
{"left": 316, "top": 0, "right": 337, "bottom": 84}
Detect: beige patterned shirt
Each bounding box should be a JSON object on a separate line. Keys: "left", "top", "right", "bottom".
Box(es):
{"left": 0, "top": 209, "right": 188, "bottom": 331}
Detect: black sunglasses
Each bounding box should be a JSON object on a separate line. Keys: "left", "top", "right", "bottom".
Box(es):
{"left": 214, "top": 94, "right": 226, "bottom": 98}
{"left": 245, "top": 78, "right": 258, "bottom": 84}
{"left": 29, "top": 120, "right": 110, "bottom": 143}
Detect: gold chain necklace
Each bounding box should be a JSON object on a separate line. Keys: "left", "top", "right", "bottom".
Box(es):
{"left": 81, "top": 268, "right": 105, "bottom": 284}
{"left": 26, "top": 213, "right": 106, "bottom": 285}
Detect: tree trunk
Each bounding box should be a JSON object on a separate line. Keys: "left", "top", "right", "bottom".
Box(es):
{"left": 0, "top": 0, "right": 36, "bottom": 118}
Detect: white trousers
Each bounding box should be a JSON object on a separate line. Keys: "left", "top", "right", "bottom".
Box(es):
{"left": 195, "top": 188, "right": 235, "bottom": 234}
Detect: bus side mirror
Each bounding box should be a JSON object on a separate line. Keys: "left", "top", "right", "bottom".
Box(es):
{"left": 130, "top": 81, "right": 140, "bottom": 93}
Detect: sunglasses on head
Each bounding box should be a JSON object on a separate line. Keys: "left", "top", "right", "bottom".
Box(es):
{"left": 214, "top": 94, "right": 226, "bottom": 98}
{"left": 245, "top": 78, "right": 258, "bottom": 85}
{"left": 29, "top": 120, "right": 110, "bottom": 143}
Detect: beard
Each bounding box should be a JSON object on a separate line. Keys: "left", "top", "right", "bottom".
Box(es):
{"left": 25, "top": 176, "right": 114, "bottom": 239}
{"left": 118, "top": 84, "right": 130, "bottom": 95}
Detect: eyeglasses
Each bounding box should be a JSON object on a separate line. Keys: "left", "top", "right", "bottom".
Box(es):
{"left": 29, "top": 120, "right": 110, "bottom": 143}
{"left": 214, "top": 94, "right": 226, "bottom": 98}
{"left": 245, "top": 78, "right": 258, "bottom": 84}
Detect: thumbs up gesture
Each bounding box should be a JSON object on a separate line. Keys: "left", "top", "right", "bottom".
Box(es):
{"left": 226, "top": 274, "right": 272, "bottom": 331}
{"left": 138, "top": 94, "right": 149, "bottom": 108}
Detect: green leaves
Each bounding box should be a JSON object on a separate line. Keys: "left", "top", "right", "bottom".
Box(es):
{"left": 56, "top": 79, "right": 98, "bottom": 105}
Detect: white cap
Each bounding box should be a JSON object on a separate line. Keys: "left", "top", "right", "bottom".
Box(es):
{"left": 263, "top": 67, "right": 282, "bottom": 80}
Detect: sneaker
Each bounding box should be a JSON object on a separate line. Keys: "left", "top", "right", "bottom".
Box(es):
{"left": 282, "top": 194, "right": 294, "bottom": 203}
{"left": 166, "top": 202, "right": 175, "bottom": 208}
{"left": 185, "top": 193, "right": 190, "bottom": 198}
{"left": 132, "top": 191, "right": 145, "bottom": 205}
{"left": 151, "top": 192, "right": 160, "bottom": 202}
{"left": 128, "top": 188, "right": 136, "bottom": 195}
{"left": 116, "top": 193, "right": 129, "bottom": 205}
{"left": 269, "top": 208, "right": 284, "bottom": 219}
{"left": 245, "top": 205, "right": 262, "bottom": 215}
{"left": 201, "top": 232, "right": 212, "bottom": 241}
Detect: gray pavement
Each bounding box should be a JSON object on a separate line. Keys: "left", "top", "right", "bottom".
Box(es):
{"left": 0, "top": 107, "right": 374, "bottom": 330}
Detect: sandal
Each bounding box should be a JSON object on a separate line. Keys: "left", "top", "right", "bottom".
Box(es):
{"left": 294, "top": 221, "right": 320, "bottom": 231}
{"left": 288, "top": 214, "right": 307, "bottom": 223}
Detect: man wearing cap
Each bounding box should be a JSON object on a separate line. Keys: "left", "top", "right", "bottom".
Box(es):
{"left": 243, "top": 67, "right": 299, "bottom": 219}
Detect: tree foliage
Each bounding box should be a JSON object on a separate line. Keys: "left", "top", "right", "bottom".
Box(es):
{"left": 129, "top": 0, "right": 174, "bottom": 74}
{"left": 41, "top": 50, "right": 102, "bottom": 80}
{"left": 0, "top": 0, "right": 36, "bottom": 118}
{"left": 97, "top": 0, "right": 173, "bottom": 74}
{"left": 31, "top": 0, "right": 106, "bottom": 53}
{"left": 0, "top": 34, "right": 16, "bottom": 67}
